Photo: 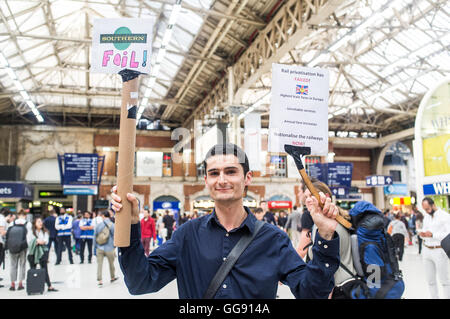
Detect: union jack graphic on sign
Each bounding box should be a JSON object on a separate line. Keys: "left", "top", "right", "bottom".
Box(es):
{"left": 296, "top": 84, "right": 308, "bottom": 95}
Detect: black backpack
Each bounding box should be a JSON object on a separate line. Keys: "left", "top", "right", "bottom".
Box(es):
{"left": 5, "top": 222, "right": 28, "bottom": 254}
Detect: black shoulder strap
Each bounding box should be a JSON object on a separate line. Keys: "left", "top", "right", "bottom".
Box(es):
{"left": 203, "top": 220, "right": 265, "bottom": 299}
{"left": 374, "top": 278, "right": 397, "bottom": 299}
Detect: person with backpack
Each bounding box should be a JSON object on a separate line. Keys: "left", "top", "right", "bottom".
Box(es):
{"left": 26, "top": 217, "right": 58, "bottom": 292}
{"left": 5, "top": 210, "right": 30, "bottom": 291}
{"left": 303, "top": 180, "right": 358, "bottom": 299}
{"left": 0, "top": 208, "right": 14, "bottom": 286}
{"left": 387, "top": 213, "right": 409, "bottom": 261}
{"left": 95, "top": 210, "right": 118, "bottom": 287}
{"left": 346, "top": 201, "right": 405, "bottom": 299}
{"left": 54, "top": 209, "right": 74, "bottom": 265}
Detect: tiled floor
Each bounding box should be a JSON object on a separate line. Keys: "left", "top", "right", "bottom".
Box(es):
{"left": 0, "top": 242, "right": 448, "bottom": 299}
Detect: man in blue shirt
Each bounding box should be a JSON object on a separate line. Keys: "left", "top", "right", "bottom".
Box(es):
{"left": 112, "top": 143, "right": 340, "bottom": 298}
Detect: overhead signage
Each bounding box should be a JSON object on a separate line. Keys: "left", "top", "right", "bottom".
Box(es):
{"left": 330, "top": 186, "right": 350, "bottom": 199}
{"left": 91, "top": 18, "right": 153, "bottom": 74}
{"left": 39, "top": 190, "right": 66, "bottom": 199}
{"left": 63, "top": 153, "right": 99, "bottom": 185}
{"left": 327, "top": 163, "right": 353, "bottom": 187}
{"left": 269, "top": 63, "right": 329, "bottom": 155}
{"left": 384, "top": 183, "right": 409, "bottom": 196}
{"left": 63, "top": 185, "right": 98, "bottom": 196}
{"left": 308, "top": 162, "right": 353, "bottom": 188}
{"left": 365, "top": 175, "right": 393, "bottom": 187}
{"left": 58, "top": 153, "right": 105, "bottom": 196}
{"left": 0, "top": 183, "right": 33, "bottom": 200}
{"left": 423, "top": 181, "right": 450, "bottom": 195}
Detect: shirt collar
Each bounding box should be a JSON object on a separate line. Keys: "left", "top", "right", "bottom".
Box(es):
{"left": 204, "top": 206, "right": 257, "bottom": 234}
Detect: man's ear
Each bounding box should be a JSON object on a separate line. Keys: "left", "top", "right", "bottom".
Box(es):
{"left": 244, "top": 170, "right": 253, "bottom": 186}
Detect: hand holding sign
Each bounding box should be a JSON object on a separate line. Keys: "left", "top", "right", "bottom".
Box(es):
{"left": 110, "top": 185, "right": 140, "bottom": 225}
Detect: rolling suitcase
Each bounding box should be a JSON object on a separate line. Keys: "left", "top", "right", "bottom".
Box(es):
{"left": 26, "top": 268, "right": 46, "bottom": 295}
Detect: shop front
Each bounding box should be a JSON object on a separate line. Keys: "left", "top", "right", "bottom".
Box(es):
{"left": 267, "top": 195, "right": 292, "bottom": 211}
{"left": 413, "top": 77, "right": 450, "bottom": 211}
{"left": 153, "top": 195, "right": 181, "bottom": 221}
{"left": 33, "top": 186, "right": 73, "bottom": 215}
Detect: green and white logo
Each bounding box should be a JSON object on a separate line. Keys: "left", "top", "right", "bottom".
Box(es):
{"left": 100, "top": 26, "right": 147, "bottom": 50}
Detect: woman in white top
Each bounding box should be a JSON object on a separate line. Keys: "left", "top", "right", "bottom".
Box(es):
{"left": 27, "top": 217, "right": 58, "bottom": 292}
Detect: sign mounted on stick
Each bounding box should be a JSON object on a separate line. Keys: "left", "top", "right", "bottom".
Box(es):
{"left": 91, "top": 18, "right": 153, "bottom": 74}
{"left": 268, "top": 63, "right": 329, "bottom": 156}
{"left": 91, "top": 18, "right": 153, "bottom": 247}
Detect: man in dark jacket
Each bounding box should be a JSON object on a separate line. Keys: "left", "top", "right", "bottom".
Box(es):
{"left": 162, "top": 210, "right": 175, "bottom": 240}
{"left": 44, "top": 209, "right": 58, "bottom": 258}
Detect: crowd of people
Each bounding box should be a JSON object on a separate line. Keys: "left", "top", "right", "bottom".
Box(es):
{"left": 0, "top": 205, "right": 202, "bottom": 294}
{"left": 0, "top": 207, "right": 119, "bottom": 292}
{"left": 0, "top": 144, "right": 449, "bottom": 300}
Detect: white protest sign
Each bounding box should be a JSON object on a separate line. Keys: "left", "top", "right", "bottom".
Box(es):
{"left": 91, "top": 18, "right": 153, "bottom": 74}
{"left": 268, "top": 63, "right": 329, "bottom": 155}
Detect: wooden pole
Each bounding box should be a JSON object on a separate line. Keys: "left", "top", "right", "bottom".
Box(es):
{"left": 299, "top": 168, "right": 353, "bottom": 230}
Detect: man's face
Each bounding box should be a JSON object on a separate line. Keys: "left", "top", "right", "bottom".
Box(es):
{"left": 255, "top": 211, "right": 265, "bottom": 221}
{"left": 422, "top": 201, "right": 435, "bottom": 215}
{"left": 60, "top": 208, "right": 65, "bottom": 214}
{"left": 84, "top": 212, "right": 90, "bottom": 219}
{"left": 260, "top": 202, "right": 268, "bottom": 211}
{"left": 204, "top": 154, "right": 252, "bottom": 204}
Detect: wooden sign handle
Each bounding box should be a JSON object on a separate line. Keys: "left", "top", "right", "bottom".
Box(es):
{"left": 299, "top": 168, "right": 353, "bottom": 230}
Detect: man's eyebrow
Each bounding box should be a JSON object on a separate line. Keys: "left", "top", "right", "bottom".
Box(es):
{"left": 207, "top": 166, "right": 239, "bottom": 173}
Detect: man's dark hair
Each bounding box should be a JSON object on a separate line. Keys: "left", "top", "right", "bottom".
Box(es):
{"left": 254, "top": 207, "right": 264, "bottom": 214}
{"left": 293, "top": 206, "right": 297, "bottom": 210}
{"left": 301, "top": 177, "right": 320, "bottom": 192}
{"left": 101, "top": 210, "right": 110, "bottom": 218}
{"left": 203, "top": 143, "right": 250, "bottom": 176}
{"left": 422, "top": 197, "right": 434, "bottom": 206}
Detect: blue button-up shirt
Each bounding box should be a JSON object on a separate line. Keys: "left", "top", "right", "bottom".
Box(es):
{"left": 118, "top": 207, "right": 339, "bottom": 299}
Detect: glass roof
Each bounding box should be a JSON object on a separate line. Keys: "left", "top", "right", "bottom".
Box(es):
{"left": 0, "top": 0, "right": 448, "bottom": 134}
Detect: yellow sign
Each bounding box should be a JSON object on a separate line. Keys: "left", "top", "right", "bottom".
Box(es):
{"left": 423, "top": 133, "right": 450, "bottom": 176}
